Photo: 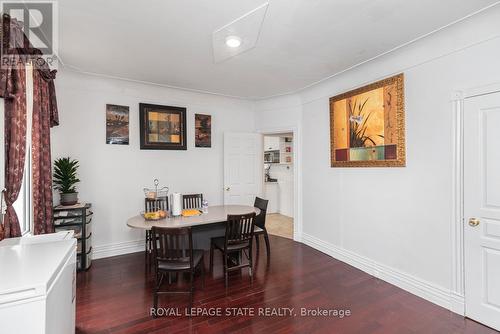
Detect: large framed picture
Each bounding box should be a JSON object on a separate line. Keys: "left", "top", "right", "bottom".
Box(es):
{"left": 329, "top": 73, "right": 405, "bottom": 167}
{"left": 139, "top": 103, "right": 187, "bottom": 150}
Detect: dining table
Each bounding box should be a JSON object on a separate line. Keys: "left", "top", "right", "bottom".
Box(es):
{"left": 127, "top": 204, "right": 260, "bottom": 250}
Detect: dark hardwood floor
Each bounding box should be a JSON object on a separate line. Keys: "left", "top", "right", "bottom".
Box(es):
{"left": 76, "top": 236, "right": 497, "bottom": 334}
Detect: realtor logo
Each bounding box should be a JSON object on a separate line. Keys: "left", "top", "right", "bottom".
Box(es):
{"left": 1, "top": 1, "right": 58, "bottom": 68}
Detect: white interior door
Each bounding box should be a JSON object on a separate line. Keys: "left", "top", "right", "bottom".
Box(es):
{"left": 464, "top": 91, "right": 500, "bottom": 331}
{"left": 223, "top": 133, "right": 263, "bottom": 205}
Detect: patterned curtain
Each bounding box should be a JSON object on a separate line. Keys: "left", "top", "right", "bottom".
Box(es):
{"left": 31, "top": 68, "right": 58, "bottom": 234}
{"left": 1, "top": 14, "right": 59, "bottom": 237}
{"left": 0, "top": 16, "right": 27, "bottom": 238}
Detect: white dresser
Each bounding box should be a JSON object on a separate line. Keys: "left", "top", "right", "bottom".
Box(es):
{"left": 0, "top": 232, "right": 77, "bottom": 334}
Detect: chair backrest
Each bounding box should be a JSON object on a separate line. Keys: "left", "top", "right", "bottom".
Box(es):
{"left": 225, "top": 212, "right": 256, "bottom": 248}
{"left": 183, "top": 194, "right": 203, "bottom": 209}
{"left": 254, "top": 197, "right": 269, "bottom": 229}
{"left": 145, "top": 196, "right": 169, "bottom": 213}
{"left": 151, "top": 226, "right": 193, "bottom": 269}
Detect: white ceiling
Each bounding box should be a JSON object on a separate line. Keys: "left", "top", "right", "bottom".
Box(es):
{"left": 58, "top": 0, "right": 499, "bottom": 99}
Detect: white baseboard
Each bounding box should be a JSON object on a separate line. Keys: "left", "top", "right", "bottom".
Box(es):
{"left": 450, "top": 292, "right": 466, "bottom": 315}
{"left": 92, "top": 239, "right": 145, "bottom": 260}
{"left": 301, "top": 232, "right": 463, "bottom": 315}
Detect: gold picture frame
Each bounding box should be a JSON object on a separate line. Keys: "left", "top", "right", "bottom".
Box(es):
{"left": 329, "top": 73, "right": 406, "bottom": 167}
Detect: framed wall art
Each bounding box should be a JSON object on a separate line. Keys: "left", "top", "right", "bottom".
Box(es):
{"left": 329, "top": 73, "right": 405, "bottom": 167}
{"left": 195, "top": 114, "right": 211, "bottom": 148}
{"left": 106, "top": 104, "right": 129, "bottom": 145}
{"left": 139, "top": 103, "right": 187, "bottom": 150}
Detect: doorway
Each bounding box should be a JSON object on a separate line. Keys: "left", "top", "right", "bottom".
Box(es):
{"left": 463, "top": 90, "right": 500, "bottom": 331}
{"left": 262, "top": 132, "right": 294, "bottom": 239}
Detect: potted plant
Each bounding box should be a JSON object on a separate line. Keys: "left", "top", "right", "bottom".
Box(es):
{"left": 53, "top": 157, "right": 81, "bottom": 206}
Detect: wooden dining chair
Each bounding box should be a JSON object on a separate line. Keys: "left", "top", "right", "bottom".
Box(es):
{"left": 209, "top": 212, "right": 256, "bottom": 287}
{"left": 151, "top": 226, "right": 205, "bottom": 315}
{"left": 253, "top": 197, "right": 270, "bottom": 259}
{"left": 145, "top": 196, "right": 169, "bottom": 212}
{"left": 145, "top": 197, "right": 169, "bottom": 261}
{"left": 183, "top": 194, "right": 203, "bottom": 209}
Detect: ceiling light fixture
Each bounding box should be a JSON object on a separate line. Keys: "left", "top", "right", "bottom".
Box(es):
{"left": 225, "top": 36, "right": 242, "bottom": 48}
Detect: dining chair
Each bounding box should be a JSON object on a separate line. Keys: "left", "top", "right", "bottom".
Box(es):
{"left": 253, "top": 197, "right": 270, "bottom": 260}
{"left": 182, "top": 194, "right": 203, "bottom": 209}
{"left": 145, "top": 196, "right": 169, "bottom": 212}
{"left": 145, "top": 197, "right": 169, "bottom": 262}
{"left": 209, "top": 212, "right": 256, "bottom": 287}
{"left": 151, "top": 226, "right": 204, "bottom": 315}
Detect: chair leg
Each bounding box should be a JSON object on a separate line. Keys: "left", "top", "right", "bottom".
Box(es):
{"left": 255, "top": 235, "right": 260, "bottom": 252}
{"left": 263, "top": 230, "right": 271, "bottom": 260}
{"left": 148, "top": 231, "right": 152, "bottom": 252}
{"left": 209, "top": 243, "right": 214, "bottom": 272}
{"left": 248, "top": 246, "right": 253, "bottom": 283}
{"left": 200, "top": 257, "right": 205, "bottom": 289}
{"left": 224, "top": 252, "right": 228, "bottom": 287}
{"left": 153, "top": 273, "right": 164, "bottom": 318}
{"left": 150, "top": 237, "right": 154, "bottom": 256}
{"left": 189, "top": 271, "right": 194, "bottom": 309}
{"left": 145, "top": 231, "right": 149, "bottom": 263}
{"left": 153, "top": 291, "right": 158, "bottom": 318}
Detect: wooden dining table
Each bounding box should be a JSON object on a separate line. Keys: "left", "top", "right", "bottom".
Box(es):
{"left": 127, "top": 205, "right": 260, "bottom": 250}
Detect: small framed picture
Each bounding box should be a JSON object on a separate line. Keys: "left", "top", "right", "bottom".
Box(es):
{"left": 139, "top": 103, "right": 187, "bottom": 150}
{"left": 106, "top": 104, "right": 129, "bottom": 145}
{"left": 195, "top": 114, "right": 211, "bottom": 148}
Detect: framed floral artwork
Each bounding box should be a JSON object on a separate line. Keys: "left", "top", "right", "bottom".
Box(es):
{"left": 329, "top": 73, "right": 406, "bottom": 167}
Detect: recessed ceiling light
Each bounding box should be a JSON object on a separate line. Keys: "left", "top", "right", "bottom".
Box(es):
{"left": 225, "top": 36, "right": 242, "bottom": 48}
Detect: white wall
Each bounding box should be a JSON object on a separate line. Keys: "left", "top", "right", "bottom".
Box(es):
{"left": 256, "top": 5, "right": 500, "bottom": 310}
{"left": 255, "top": 95, "right": 302, "bottom": 131}
{"left": 51, "top": 70, "right": 255, "bottom": 257}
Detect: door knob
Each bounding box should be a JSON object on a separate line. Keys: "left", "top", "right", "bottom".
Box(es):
{"left": 468, "top": 218, "right": 480, "bottom": 227}
{"left": 225, "top": 187, "right": 230, "bottom": 191}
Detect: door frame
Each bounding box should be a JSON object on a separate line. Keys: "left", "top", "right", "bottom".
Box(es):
{"left": 451, "top": 83, "right": 500, "bottom": 315}
{"left": 257, "top": 126, "right": 302, "bottom": 242}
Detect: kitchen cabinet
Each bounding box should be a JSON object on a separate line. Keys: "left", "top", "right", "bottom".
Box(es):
{"left": 264, "top": 136, "right": 280, "bottom": 151}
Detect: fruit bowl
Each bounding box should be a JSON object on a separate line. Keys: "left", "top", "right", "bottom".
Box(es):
{"left": 141, "top": 210, "right": 168, "bottom": 221}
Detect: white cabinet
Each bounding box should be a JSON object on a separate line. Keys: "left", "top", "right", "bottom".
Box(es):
{"left": 264, "top": 136, "right": 280, "bottom": 151}
{"left": 0, "top": 233, "right": 77, "bottom": 334}
{"left": 264, "top": 182, "right": 279, "bottom": 214}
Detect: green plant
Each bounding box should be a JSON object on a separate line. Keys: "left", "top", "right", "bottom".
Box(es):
{"left": 348, "top": 98, "right": 384, "bottom": 148}
{"left": 53, "top": 157, "right": 80, "bottom": 193}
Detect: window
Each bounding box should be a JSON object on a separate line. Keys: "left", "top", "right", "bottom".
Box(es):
{"left": 12, "top": 63, "right": 34, "bottom": 235}
{"left": 13, "top": 149, "right": 32, "bottom": 235}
